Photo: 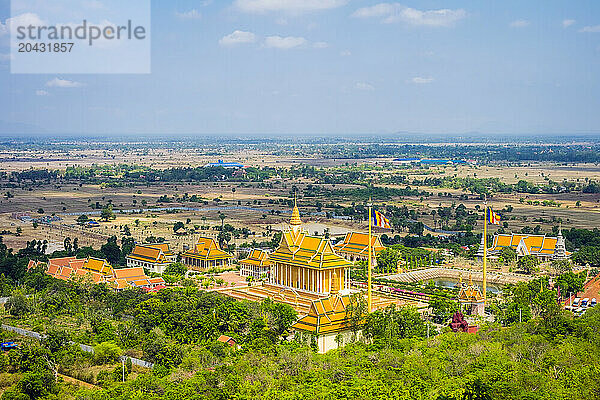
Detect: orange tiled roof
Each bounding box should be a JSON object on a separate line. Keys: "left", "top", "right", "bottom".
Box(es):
{"left": 293, "top": 294, "right": 354, "bottom": 335}
{"left": 69, "top": 260, "right": 86, "bottom": 270}
{"left": 333, "top": 232, "right": 385, "bottom": 256}
{"left": 240, "top": 249, "right": 271, "bottom": 267}
{"left": 73, "top": 269, "right": 104, "bottom": 284}
{"left": 127, "top": 244, "right": 169, "bottom": 264}
{"left": 83, "top": 257, "right": 113, "bottom": 275}
{"left": 48, "top": 257, "right": 78, "bottom": 268}
{"left": 114, "top": 279, "right": 129, "bottom": 290}
{"left": 182, "top": 236, "right": 233, "bottom": 261}
{"left": 58, "top": 267, "right": 73, "bottom": 280}
{"left": 542, "top": 237, "right": 557, "bottom": 251}
{"left": 47, "top": 265, "right": 60, "bottom": 276}
{"left": 148, "top": 243, "right": 173, "bottom": 255}
{"left": 491, "top": 233, "right": 564, "bottom": 257}
{"left": 270, "top": 229, "right": 351, "bottom": 270}
{"left": 114, "top": 267, "right": 147, "bottom": 280}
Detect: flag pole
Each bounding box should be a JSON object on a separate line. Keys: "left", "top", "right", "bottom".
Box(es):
{"left": 483, "top": 194, "right": 487, "bottom": 307}
{"left": 368, "top": 198, "right": 372, "bottom": 313}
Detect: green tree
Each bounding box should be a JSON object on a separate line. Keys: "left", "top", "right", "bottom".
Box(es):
{"left": 173, "top": 221, "right": 185, "bottom": 233}
{"left": 93, "top": 342, "right": 123, "bottom": 365}
{"left": 44, "top": 329, "right": 70, "bottom": 353}
{"left": 5, "top": 289, "right": 29, "bottom": 316}
{"left": 101, "top": 205, "right": 115, "bottom": 222}
{"left": 364, "top": 305, "right": 426, "bottom": 348}
{"left": 499, "top": 246, "right": 517, "bottom": 264}
{"left": 164, "top": 262, "right": 187, "bottom": 276}
{"left": 101, "top": 236, "right": 121, "bottom": 265}
{"left": 555, "top": 271, "right": 585, "bottom": 296}
{"left": 517, "top": 255, "right": 540, "bottom": 274}
{"left": 429, "top": 295, "right": 459, "bottom": 323}
{"left": 376, "top": 248, "right": 401, "bottom": 273}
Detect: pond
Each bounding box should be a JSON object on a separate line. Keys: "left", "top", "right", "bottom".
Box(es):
{"left": 428, "top": 278, "right": 503, "bottom": 294}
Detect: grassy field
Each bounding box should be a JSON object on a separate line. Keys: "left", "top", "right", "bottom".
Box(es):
{"left": 2, "top": 146, "right": 600, "bottom": 258}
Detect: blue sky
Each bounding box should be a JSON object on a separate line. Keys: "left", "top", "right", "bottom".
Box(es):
{"left": 0, "top": 0, "right": 599, "bottom": 136}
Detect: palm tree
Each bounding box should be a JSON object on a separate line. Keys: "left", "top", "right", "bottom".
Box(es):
{"left": 219, "top": 213, "right": 226, "bottom": 230}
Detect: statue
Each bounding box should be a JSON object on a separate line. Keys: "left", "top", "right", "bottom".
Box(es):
{"left": 449, "top": 311, "right": 469, "bottom": 332}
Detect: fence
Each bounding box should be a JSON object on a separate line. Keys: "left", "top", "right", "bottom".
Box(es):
{"left": 1, "top": 324, "right": 154, "bottom": 369}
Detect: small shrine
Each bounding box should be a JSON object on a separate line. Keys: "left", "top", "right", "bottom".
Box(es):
{"left": 458, "top": 274, "right": 485, "bottom": 316}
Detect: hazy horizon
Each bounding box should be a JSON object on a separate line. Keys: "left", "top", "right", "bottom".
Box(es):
{"left": 1, "top": 0, "right": 599, "bottom": 136}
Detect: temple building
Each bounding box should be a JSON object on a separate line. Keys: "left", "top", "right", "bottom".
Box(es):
{"left": 292, "top": 272, "right": 359, "bottom": 353}
{"left": 488, "top": 231, "right": 571, "bottom": 261}
{"left": 239, "top": 249, "right": 271, "bottom": 280}
{"left": 268, "top": 201, "right": 352, "bottom": 295}
{"left": 333, "top": 232, "right": 385, "bottom": 263}
{"left": 107, "top": 267, "right": 165, "bottom": 291}
{"left": 126, "top": 243, "right": 176, "bottom": 274}
{"left": 457, "top": 275, "right": 485, "bottom": 316}
{"left": 181, "top": 236, "right": 233, "bottom": 271}
{"left": 28, "top": 256, "right": 165, "bottom": 291}
{"left": 221, "top": 201, "right": 422, "bottom": 353}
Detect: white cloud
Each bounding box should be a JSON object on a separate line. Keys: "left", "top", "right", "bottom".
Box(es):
{"left": 1, "top": 13, "right": 45, "bottom": 36}
{"left": 352, "top": 3, "right": 400, "bottom": 18}
{"left": 352, "top": 4, "right": 466, "bottom": 27}
{"left": 562, "top": 19, "right": 575, "bottom": 28}
{"left": 46, "top": 78, "right": 83, "bottom": 88}
{"left": 264, "top": 35, "right": 307, "bottom": 49}
{"left": 411, "top": 77, "right": 434, "bottom": 84}
{"left": 579, "top": 25, "right": 600, "bottom": 33}
{"left": 219, "top": 30, "right": 257, "bottom": 46}
{"left": 313, "top": 41, "right": 329, "bottom": 49}
{"left": 234, "top": 0, "right": 347, "bottom": 14}
{"left": 176, "top": 9, "right": 202, "bottom": 20}
{"left": 510, "top": 19, "right": 530, "bottom": 28}
{"left": 340, "top": 50, "right": 352, "bottom": 56}
{"left": 355, "top": 82, "right": 375, "bottom": 91}
{"left": 36, "top": 90, "right": 49, "bottom": 96}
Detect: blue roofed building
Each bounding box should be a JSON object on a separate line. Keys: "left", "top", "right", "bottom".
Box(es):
{"left": 204, "top": 160, "right": 245, "bottom": 169}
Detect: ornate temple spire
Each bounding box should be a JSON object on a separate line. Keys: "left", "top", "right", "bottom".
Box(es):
{"left": 290, "top": 194, "right": 302, "bottom": 227}
{"left": 475, "top": 233, "right": 486, "bottom": 259}
{"left": 554, "top": 223, "right": 567, "bottom": 260}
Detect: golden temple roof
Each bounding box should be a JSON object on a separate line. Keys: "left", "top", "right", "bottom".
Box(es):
{"left": 293, "top": 293, "right": 354, "bottom": 335}
{"left": 270, "top": 229, "right": 352, "bottom": 270}
{"left": 127, "top": 244, "right": 171, "bottom": 264}
{"left": 333, "top": 232, "right": 385, "bottom": 256}
{"left": 458, "top": 275, "right": 484, "bottom": 302}
{"left": 240, "top": 249, "right": 271, "bottom": 267}
{"left": 182, "top": 236, "right": 233, "bottom": 261}
{"left": 490, "top": 233, "right": 570, "bottom": 257}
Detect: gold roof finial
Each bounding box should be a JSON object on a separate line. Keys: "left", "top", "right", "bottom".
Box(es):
{"left": 290, "top": 192, "right": 302, "bottom": 226}
{"left": 468, "top": 273, "right": 473, "bottom": 286}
